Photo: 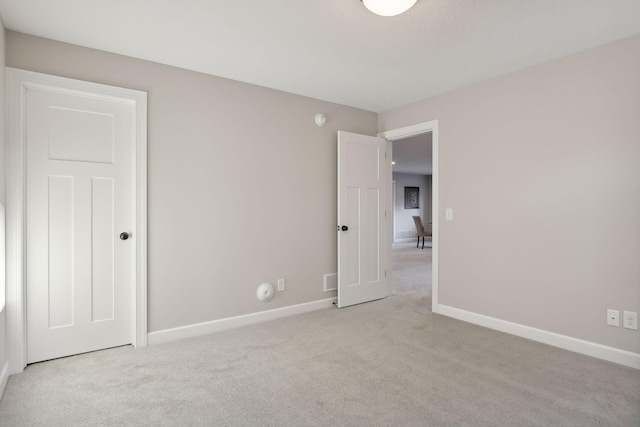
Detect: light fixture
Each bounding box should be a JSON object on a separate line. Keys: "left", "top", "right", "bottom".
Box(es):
{"left": 361, "top": 0, "right": 417, "bottom": 17}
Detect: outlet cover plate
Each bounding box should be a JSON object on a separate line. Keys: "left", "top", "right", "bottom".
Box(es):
{"left": 607, "top": 309, "right": 620, "bottom": 327}
{"left": 623, "top": 311, "right": 638, "bottom": 330}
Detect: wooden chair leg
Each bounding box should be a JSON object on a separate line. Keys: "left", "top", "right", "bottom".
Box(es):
{"left": 416, "top": 236, "right": 419, "bottom": 248}
{"left": 422, "top": 236, "right": 425, "bottom": 249}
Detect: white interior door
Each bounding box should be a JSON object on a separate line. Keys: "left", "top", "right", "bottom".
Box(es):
{"left": 26, "top": 84, "right": 135, "bottom": 363}
{"left": 337, "top": 131, "right": 390, "bottom": 308}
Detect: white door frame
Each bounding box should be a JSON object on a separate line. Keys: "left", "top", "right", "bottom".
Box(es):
{"left": 379, "top": 120, "right": 439, "bottom": 313}
{"left": 392, "top": 180, "right": 396, "bottom": 243}
{"left": 5, "top": 68, "right": 148, "bottom": 374}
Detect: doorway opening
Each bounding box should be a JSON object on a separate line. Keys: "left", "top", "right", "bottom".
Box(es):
{"left": 379, "top": 121, "right": 439, "bottom": 313}
{"left": 391, "top": 134, "right": 433, "bottom": 298}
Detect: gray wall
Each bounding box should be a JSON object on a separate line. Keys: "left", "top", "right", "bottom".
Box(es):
{"left": 393, "top": 173, "right": 431, "bottom": 242}
{"left": 5, "top": 31, "right": 378, "bottom": 332}
{"left": 5, "top": 29, "right": 638, "bottom": 357}
{"left": 380, "top": 35, "right": 640, "bottom": 353}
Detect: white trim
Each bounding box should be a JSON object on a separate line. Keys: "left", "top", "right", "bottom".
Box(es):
{"left": 0, "top": 305, "right": 8, "bottom": 399}
{"left": 148, "top": 298, "right": 337, "bottom": 346}
{"left": 385, "top": 139, "right": 393, "bottom": 297}
{"left": 394, "top": 237, "right": 433, "bottom": 245}
{"left": 0, "top": 360, "right": 9, "bottom": 400}
{"left": 6, "top": 67, "right": 27, "bottom": 373}
{"left": 379, "top": 120, "right": 439, "bottom": 313}
{"left": 438, "top": 304, "right": 640, "bottom": 369}
{"left": 0, "top": 306, "right": 7, "bottom": 399}
{"left": 134, "top": 80, "right": 148, "bottom": 349}
{"left": 392, "top": 180, "right": 396, "bottom": 242}
{"left": 5, "top": 68, "right": 148, "bottom": 374}
{"left": 394, "top": 237, "right": 415, "bottom": 244}
{"left": 380, "top": 122, "right": 436, "bottom": 141}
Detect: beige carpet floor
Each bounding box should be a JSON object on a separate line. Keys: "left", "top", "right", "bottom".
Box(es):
{"left": 0, "top": 243, "right": 638, "bottom": 426}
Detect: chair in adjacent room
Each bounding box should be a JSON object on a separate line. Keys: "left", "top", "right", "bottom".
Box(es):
{"left": 412, "top": 215, "right": 432, "bottom": 249}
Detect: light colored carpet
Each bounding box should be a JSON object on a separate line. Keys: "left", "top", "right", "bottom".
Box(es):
{"left": 391, "top": 242, "right": 432, "bottom": 294}
{"left": 1, "top": 243, "right": 638, "bottom": 426}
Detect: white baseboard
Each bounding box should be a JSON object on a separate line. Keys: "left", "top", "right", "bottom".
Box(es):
{"left": 394, "top": 237, "right": 432, "bottom": 245}
{"left": 148, "top": 297, "right": 337, "bottom": 346}
{"left": 438, "top": 304, "right": 640, "bottom": 370}
{"left": 393, "top": 238, "right": 416, "bottom": 243}
{"left": 0, "top": 361, "right": 9, "bottom": 401}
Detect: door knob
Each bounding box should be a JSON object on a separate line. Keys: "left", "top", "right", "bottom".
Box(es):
{"left": 120, "top": 232, "right": 130, "bottom": 240}
{"left": 341, "top": 225, "right": 349, "bottom": 232}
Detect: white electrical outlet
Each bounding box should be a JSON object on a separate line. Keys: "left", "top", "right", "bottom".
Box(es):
{"left": 277, "top": 278, "right": 286, "bottom": 292}
{"left": 623, "top": 311, "right": 638, "bottom": 330}
{"left": 607, "top": 309, "right": 620, "bottom": 327}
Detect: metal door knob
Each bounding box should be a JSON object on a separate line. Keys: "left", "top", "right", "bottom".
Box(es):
{"left": 120, "top": 232, "right": 130, "bottom": 240}
{"left": 341, "top": 225, "right": 349, "bottom": 232}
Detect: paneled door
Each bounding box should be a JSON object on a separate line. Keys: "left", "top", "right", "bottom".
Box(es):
{"left": 337, "top": 131, "right": 390, "bottom": 308}
{"left": 25, "top": 83, "right": 135, "bottom": 363}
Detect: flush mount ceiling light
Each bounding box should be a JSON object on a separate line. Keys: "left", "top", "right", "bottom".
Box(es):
{"left": 361, "top": 0, "right": 417, "bottom": 17}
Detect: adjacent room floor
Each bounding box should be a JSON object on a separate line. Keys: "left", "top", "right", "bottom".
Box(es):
{"left": 0, "top": 243, "right": 638, "bottom": 426}
{"left": 391, "top": 241, "right": 432, "bottom": 295}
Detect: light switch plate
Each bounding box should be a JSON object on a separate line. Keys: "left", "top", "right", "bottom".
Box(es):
{"left": 445, "top": 208, "right": 453, "bottom": 221}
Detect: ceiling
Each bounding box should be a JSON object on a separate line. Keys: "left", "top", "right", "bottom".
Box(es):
{"left": 0, "top": 1, "right": 639, "bottom": 112}
{"left": 393, "top": 133, "right": 433, "bottom": 175}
